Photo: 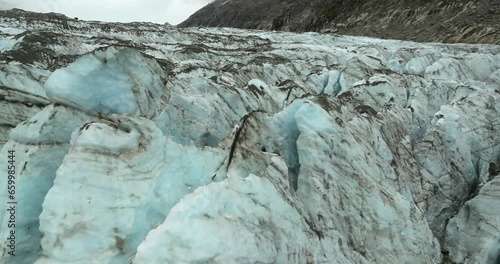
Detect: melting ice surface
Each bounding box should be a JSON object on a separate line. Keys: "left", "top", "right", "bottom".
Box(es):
{"left": 0, "top": 11, "right": 500, "bottom": 264}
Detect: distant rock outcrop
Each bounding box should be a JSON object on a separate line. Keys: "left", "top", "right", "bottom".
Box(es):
{"left": 180, "top": 0, "right": 500, "bottom": 44}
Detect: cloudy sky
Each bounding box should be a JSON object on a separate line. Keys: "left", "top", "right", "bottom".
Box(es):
{"left": 0, "top": 0, "right": 212, "bottom": 25}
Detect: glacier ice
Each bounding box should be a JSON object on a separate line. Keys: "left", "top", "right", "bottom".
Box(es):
{"left": 44, "top": 47, "right": 166, "bottom": 118}
{"left": 135, "top": 173, "right": 324, "bottom": 264}
{"left": 0, "top": 105, "right": 93, "bottom": 264}
{"left": 0, "top": 11, "right": 500, "bottom": 264}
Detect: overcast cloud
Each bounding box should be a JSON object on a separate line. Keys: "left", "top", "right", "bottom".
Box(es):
{"left": 0, "top": 0, "right": 212, "bottom": 25}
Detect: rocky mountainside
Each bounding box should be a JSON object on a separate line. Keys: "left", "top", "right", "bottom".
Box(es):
{"left": 180, "top": 0, "right": 500, "bottom": 45}
{"left": 1, "top": 8, "right": 500, "bottom": 264}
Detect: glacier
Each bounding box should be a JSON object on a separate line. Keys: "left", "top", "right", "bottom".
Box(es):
{"left": 0, "top": 9, "right": 500, "bottom": 264}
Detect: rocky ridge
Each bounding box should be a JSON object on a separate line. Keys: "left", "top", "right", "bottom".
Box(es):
{"left": 180, "top": 0, "right": 500, "bottom": 45}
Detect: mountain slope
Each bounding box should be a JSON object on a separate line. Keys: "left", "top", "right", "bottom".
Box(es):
{"left": 180, "top": 0, "right": 500, "bottom": 44}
